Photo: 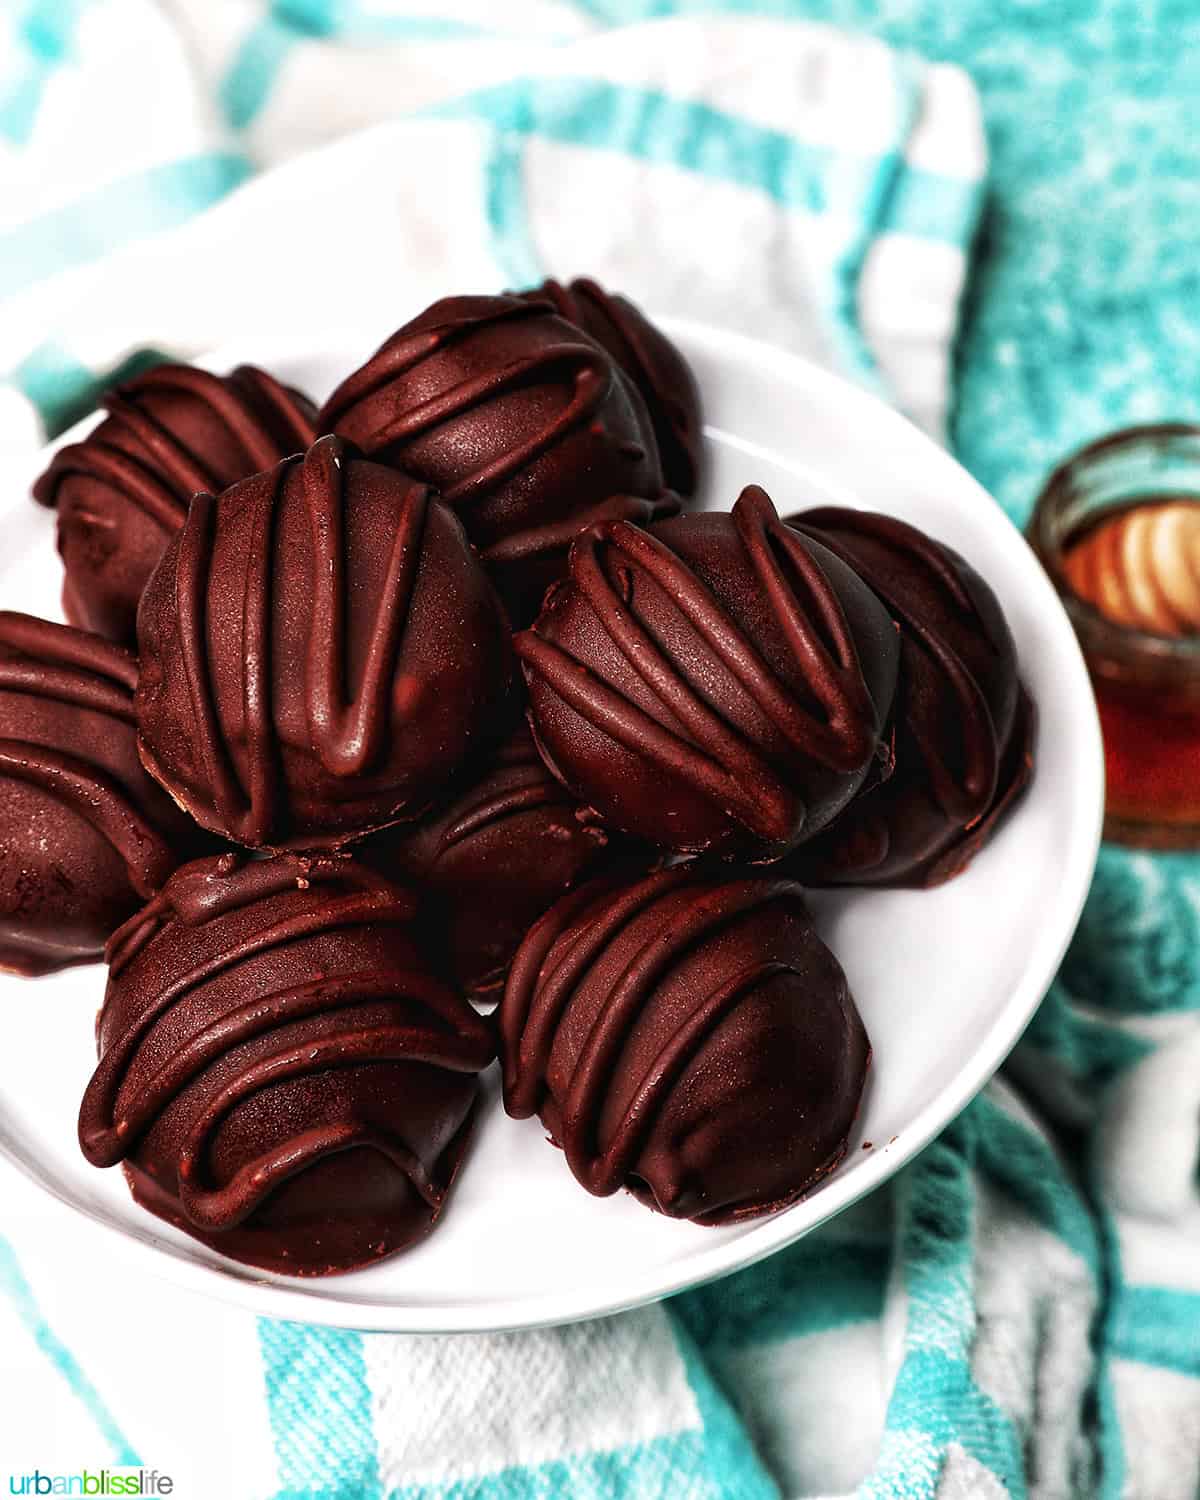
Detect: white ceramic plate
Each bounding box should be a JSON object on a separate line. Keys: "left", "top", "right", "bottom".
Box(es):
{"left": 0, "top": 320, "right": 1103, "bottom": 1332}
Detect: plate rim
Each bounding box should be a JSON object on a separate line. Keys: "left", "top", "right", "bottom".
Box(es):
{"left": 0, "top": 315, "right": 1104, "bottom": 1332}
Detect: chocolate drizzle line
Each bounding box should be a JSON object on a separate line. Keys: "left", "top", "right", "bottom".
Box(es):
{"left": 503, "top": 868, "right": 811, "bottom": 1194}
{"left": 85, "top": 894, "right": 416, "bottom": 1139}
{"left": 571, "top": 278, "right": 678, "bottom": 413}
{"left": 922, "top": 685, "right": 1036, "bottom": 884}
{"left": 479, "top": 490, "right": 680, "bottom": 567}
{"left": 0, "top": 614, "right": 171, "bottom": 891}
{"left": 104, "top": 853, "right": 400, "bottom": 970}
{"left": 554, "top": 278, "right": 695, "bottom": 446}
{"left": 34, "top": 364, "right": 318, "bottom": 524}
{"left": 241, "top": 462, "right": 280, "bottom": 829}
{"left": 174, "top": 1008, "right": 478, "bottom": 1231}
{"left": 113, "top": 365, "right": 316, "bottom": 477}
{"left": 173, "top": 487, "right": 246, "bottom": 836}
{"left": 516, "top": 277, "right": 702, "bottom": 494}
{"left": 515, "top": 485, "right": 877, "bottom": 844}
{"left": 0, "top": 613, "right": 136, "bottom": 677}
{"left": 0, "top": 611, "right": 138, "bottom": 709}
{"left": 34, "top": 443, "right": 190, "bottom": 535}
{"left": 320, "top": 301, "right": 647, "bottom": 511}
{"left": 796, "top": 509, "right": 1001, "bottom": 822}
{"left": 526, "top": 279, "right": 663, "bottom": 396}
{"left": 223, "top": 367, "right": 319, "bottom": 460}
{"left": 0, "top": 742, "right": 173, "bottom": 898}
{"left": 80, "top": 858, "right": 493, "bottom": 1232}
{"left": 303, "top": 438, "right": 431, "bottom": 776}
{"left": 435, "top": 766, "right": 573, "bottom": 858}
{"left": 166, "top": 437, "right": 432, "bottom": 845}
{"left": 321, "top": 299, "right": 549, "bottom": 420}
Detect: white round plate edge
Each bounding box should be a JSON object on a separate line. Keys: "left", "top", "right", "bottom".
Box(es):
{"left": 0, "top": 317, "right": 1104, "bottom": 1332}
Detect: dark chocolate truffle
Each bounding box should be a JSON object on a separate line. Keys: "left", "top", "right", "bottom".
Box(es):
{"left": 78, "top": 853, "right": 495, "bottom": 1276}
{"left": 33, "top": 363, "right": 318, "bottom": 646}
{"left": 0, "top": 612, "right": 192, "bottom": 976}
{"left": 515, "top": 484, "right": 900, "bottom": 862}
{"left": 500, "top": 866, "right": 870, "bottom": 1224}
{"left": 136, "top": 435, "right": 515, "bottom": 850}
{"left": 783, "top": 508, "right": 1034, "bottom": 885}
{"left": 317, "top": 294, "right": 676, "bottom": 623}
{"left": 517, "top": 278, "right": 703, "bottom": 496}
{"left": 361, "top": 726, "right": 625, "bottom": 998}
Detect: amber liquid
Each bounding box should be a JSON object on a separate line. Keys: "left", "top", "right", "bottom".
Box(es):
{"left": 1061, "top": 498, "right": 1200, "bottom": 843}
{"left": 1092, "top": 678, "right": 1200, "bottom": 834}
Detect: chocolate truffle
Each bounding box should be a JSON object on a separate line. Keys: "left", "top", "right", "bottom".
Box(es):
{"left": 517, "top": 278, "right": 703, "bottom": 496}
{"left": 78, "top": 853, "right": 495, "bottom": 1276}
{"left": 516, "top": 484, "right": 900, "bottom": 862}
{"left": 136, "top": 435, "right": 515, "bottom": 850}
{"left": 0, "top": 612, "right": 192, "bottom": 976}
{"left": 33, "top": 362, "right": 318, "bottom": 647}
{"left": 500, "top": 867, "right": 870, "bottom": 1224}
{"left": 783, "top": 508, "right": 1034, "bottom": 886}
{"left": 317, "top": 294, "right": 676, "bottom": 623}
{"left": 361, "top": 726, "right": 625, "bottom": 998}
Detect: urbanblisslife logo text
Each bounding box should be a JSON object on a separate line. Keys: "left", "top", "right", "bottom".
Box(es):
{"left": 7, "top": 1472, "right": 173, "bottom": 1496}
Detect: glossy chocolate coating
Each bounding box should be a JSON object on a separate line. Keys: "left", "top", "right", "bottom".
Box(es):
{"left": 516, "top": 484, "right": 900, "bottom": 861}
{"left": 517, "top": 278, "right": 703, "bottom": 496}
{"left": 0, "top": 612, "right": 193, "bottom": 976}
{"left": 136, "top": 436, "right": 515, "bottom": 850}
{"left": 361, "top": 727, "right": 624, "bottom": 998}
{"left": 33, "top": 363, "right": 318, "bottom": 646}
{"left": 317, "top": 295, "right": 676, "bottom": 623}
{"left": 784, "top": 508, "right": 1035, "bottom": 885}
{"left": 500, "top": 867, "right": 869, "bottom": 1224}
{"left": 78, "top": 853, "right": 495, "bottom": 1276}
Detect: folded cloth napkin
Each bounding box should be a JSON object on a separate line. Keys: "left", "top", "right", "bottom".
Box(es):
{"left": 0, "top": 0, "right": 983, "bottom": 444}
{"left": 0, "top": 5, "right": 1197, "bottom": 1500}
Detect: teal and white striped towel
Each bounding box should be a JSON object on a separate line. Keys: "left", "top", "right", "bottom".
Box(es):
{"left": 0, "top": 0, "right": 982, "bottom": 443}
{"left": 1, "top": 5, "right": 1198, "bottom": 1499}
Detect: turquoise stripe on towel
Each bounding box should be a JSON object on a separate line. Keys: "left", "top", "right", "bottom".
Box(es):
{"left": 427, "top": 76, "right": 981, "bottom": 247}
{"left": 1060, "top": 847, "right": 1200, "bottom": 1017}
{"left": 12, "top": 343, "right": 171, "bottom": 438}
{"left": 669, "top": 1317, "right": 784, "bottom": 1500}
{"left": 0, "top": 152, "right": 251, "bottom": 299}
{"left": 0, "top": 1234, "right": 140, "bottom": 1465}
{"left": 972, "top": 1093, "right": 1101, "bottom": 1271}
{"left": 219, "top": 4, "right": 557, "bottom": 130}
{"left": 1110, "top": 1286, "right": 1200, "bottom": 1379}
{"left": 822, "top": 50, "right": 922, "bottom": 386}
{"left": 875, "top": 1118, "right": 1028, "bottom": 1498}
{"left": 0, "top": 0, "right": 88, "bottom": 145}
{"left": 674, "top": 1234, "right": 890, "bottom": 1349}
{"left": 428, "top": 72, "right": 978, "bottom": 389}
{"left": 269, "top": 0, "right": 523, "bottom": 39}
{"left": 218, "top": 16, "right": 296, "bottom": 131}
{"left": 482, "top": 128, "right": 544, "bottom": 286}
{"left": 10, "top": 342, "right": 96, "bottom": 436}
{"left": 385, "top": 1433, "right": 776, "bottom": 1500}
{"left": 259, "top": 1321, "right": 381, "bottom": 1500}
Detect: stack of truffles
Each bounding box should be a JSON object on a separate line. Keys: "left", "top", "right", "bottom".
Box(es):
{"left": 8, "top": 283, "right": 1034, "bottom": 1276}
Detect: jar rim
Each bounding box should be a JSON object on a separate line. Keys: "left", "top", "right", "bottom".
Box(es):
{"left": 1028, "top": 422, "right": 1200, "bottom": 665}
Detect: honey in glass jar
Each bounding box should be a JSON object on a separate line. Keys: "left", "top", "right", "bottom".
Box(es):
{"left": 1029, "top": 425, "right": 1200, "bottom": 848}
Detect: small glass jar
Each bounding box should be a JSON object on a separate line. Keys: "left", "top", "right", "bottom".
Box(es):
{"left": 1029, "top": 423, "right": 1200, "bottom": 849}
